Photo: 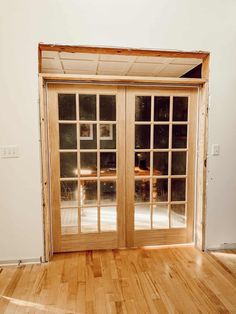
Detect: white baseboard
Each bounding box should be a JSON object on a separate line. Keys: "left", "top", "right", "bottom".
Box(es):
{"left": 0, "top": 257, "right": 43, "bottom": 266}
{"left": 206, "top": 243, "right": 236, "bottom": 251}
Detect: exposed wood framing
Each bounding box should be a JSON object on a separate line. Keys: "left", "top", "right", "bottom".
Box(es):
{"left": 40, "top": 73, "right": 206, "bottom": 86}
{"left": 39, "top": 76, "right": 51, "bottom": 261}
{"left": 39, "top": 43, "right": 209, "bottom": 60}
{"left": 195, "top": 55, "right": 210, "bottom": 251}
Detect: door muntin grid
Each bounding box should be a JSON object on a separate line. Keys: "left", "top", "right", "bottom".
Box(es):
{"left": 58, "top": 93, "right": 118, "bottom": 235}
{"left": 134, "top": 95, "right": 189, "bottom": 230}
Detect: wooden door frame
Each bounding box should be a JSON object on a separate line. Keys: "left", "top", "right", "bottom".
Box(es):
{"left": 38, "top": 47, "right": 209, "bottom": 261}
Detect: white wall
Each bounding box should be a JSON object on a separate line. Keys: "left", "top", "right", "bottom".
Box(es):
{"left": 1, "top": 0, "right": 236, "bottom": 260}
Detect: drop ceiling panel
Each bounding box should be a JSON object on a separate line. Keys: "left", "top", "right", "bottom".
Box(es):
{"left": 62, "top": 60, "right": 97, "bottom": 72}
{"left": 99, "top": 54, "right": 136, "bottom": 62}
{"left": 97, "top": 61, "right": 130, "bottom": 75}
{"left": 158, "top": 64, "right": 195, "bottom": 77}
{"left": 60, "top": 52, "right": 99, "bottom": 61}
{"left": 41, "top": 51, "right": 202, "bottom": 77}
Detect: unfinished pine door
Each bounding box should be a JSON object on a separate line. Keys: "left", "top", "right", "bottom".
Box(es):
{"left": 47, "top": 84, "right": 197, "bottom": 252}
{"left": 126, "top": 87, "right": 197, "bottom": 246}
{"left": 48, "top": 84, "right": 125, "bottom": 252}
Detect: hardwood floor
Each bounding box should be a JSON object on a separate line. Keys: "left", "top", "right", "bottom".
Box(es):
{"left": 0, "top": 246, "right": 236, "bottom": 313}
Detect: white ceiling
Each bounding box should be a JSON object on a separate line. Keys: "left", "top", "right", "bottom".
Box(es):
{"left": 41, "top": 51, "right": 202, "bottom": 77}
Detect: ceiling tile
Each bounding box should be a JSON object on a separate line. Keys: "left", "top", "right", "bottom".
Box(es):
{"left": 135, "top": 56, "right": 171, "bottom": 64}
{"left": 158, "top": 64, "right": 193, "bottom": 77}
{"left": 60, "top": 52, "right": 98, "bottom": 61}
{"left": 62, "top": 60, "right": 97, "bottom": 71}
{"left": 171, "top": 58, "right": 202, "bottom": 65}
{"left": 42, "top": 51, "right": 58, "bottom": 58}
{"left": 99, "top": 54, "right": 136, "bottom": 62}
{"left": 97, "top": 61, "right": 130, "bottom": 75}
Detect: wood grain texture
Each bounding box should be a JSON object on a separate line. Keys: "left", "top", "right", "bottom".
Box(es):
{"left": 39, "top": 44, "right": 209, "bottom": 59}
{"left": 0, "top": 246, "right": 236, "bottom": 313}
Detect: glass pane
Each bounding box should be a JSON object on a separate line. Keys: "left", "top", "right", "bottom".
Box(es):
{"left": 100, "top": 95, "right": 116, "bottom": 121}
{"left": 81, "top": 207, "right": 98, "bottom": 232}
{"left": 61, "top": 208, "right": 78, "bottom": 235}
{"left": 172, "top": 125, "right": 187, "bottom": 148}
{"left": 100, "top": 152, "right": 116, "bottom": 176}
{"left": 58, "top": 94, "right": 76, "bottom": 120}
{"left": 60, "top": 181, "right": 78, "bottom": 207}
{"left": 153, "top": 152, "right": 168, "bottom": 176}
{"left": 135, "top": 205, "right": 151, "bottom": 230}
{"left": 154, "top": 96, "right": 170, "bottom": 121}
{"left": 80, "top": 124, "right": 97, "bottom": 149}
{"left": 135, "top": 96, "right": 151, "bottom": 121}
{"left": 60, "top": 152, "right": 77, "bottom": 177}
{"left": 79, "top": 94, "right": 96, "bottom": 121}
{"left": 80, "top": 152, "right": 97, "bottom": 177}
{"left": 135, "top": 179, "right": 150, "bottom": 203}
{"left": 100, "top": 181, "right": 116, "bottom": 204}
{"left": 153, "top": 204, "right": 169, "bottom": 229}
{"left": 173, "top": 97, "right": 188, "bottom": 121}
{"left": 80, "top": 180, "right": 97, "bottom": 206}
{"left": 135, "top": 152, "right": 150, "bottom": 176}
{"left": 153, "top": 179, "right": 168, "bottom": 202}
{"left": 100, "top": 124, "right": 116, "bottom": 149}
{"left": 101, "top": 206, "right": 117, "bottom": 231}
{"left": 171, "top": 179, "right": 186, "bottom": 201}
{"left": 172, "top": 152, "right": 187, "bottom": 175}
{"left": 135, "top": 125, "right": 150, "bottom": 149}
{"left": 59, "top": 124, "right": 77, "bottom": 149}
{"left": 171, "top": 204, "right": 186, "bottom": 228}
{"left": 154, "top": 125, "right": 169, "bottom": 148}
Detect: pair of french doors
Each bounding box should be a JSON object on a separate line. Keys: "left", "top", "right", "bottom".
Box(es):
{"left": 47, "top": 83, "right": 197, "bottom": 252}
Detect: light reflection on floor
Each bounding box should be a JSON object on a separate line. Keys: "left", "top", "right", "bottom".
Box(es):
{"left": 61, "top": 205, "right": 185, "bottom": 234}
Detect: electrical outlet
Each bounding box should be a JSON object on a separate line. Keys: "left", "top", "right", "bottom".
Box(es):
{"left": 212, "top": 144, "right": 220, "bottom": 156}
{"left": 0, "top": 146, "right": 20, "bottom": 158}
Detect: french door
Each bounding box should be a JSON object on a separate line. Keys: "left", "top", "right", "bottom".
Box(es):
{"left": 47, "top": 84, "right": 197, "bottom": 252}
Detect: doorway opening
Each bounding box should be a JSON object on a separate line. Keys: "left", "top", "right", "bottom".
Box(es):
{"left": 38, "top": 44, "right": 209, "bottom": 260}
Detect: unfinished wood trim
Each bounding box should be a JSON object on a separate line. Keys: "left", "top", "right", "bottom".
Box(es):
{"left": 38, "top": 46, "right": 42, "bottom": 73}
{"left": 39, "top": 43, "right": 209, "bottom": 59}
{"left": 38, "top": 76, "right": 51, "bottom": 261}
{"left": 196, "top": 55, "right": 210, "bottom": 250}
{"left": 40, "top": 73, "right": 206, "bottom": 86}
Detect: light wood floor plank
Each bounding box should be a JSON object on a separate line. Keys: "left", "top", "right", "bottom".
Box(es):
{"left": 0, "top": 246, "right": 236, "bottom": 313}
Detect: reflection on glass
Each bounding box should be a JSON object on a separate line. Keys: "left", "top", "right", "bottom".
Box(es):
{"left": 135, "top": 125, "right": 150, "bottom": 149}
{"left": 61, "top": 208, "right": 78, "bottom": 235}
{"left": 80, "top": 152, "right": 97, "bottom": 177}
{"left": 80, "top": 124, "right": 97, "bottom": 149}
{"left": 81, "top": 207, "right": 98, "bottom": 232}
{"left": 79, "top": 94, "right": 96, "bottom": 121}
{"left": 173, "top": 97, "right": 188, "bottom": 121}
{"left": 59, "top": 124, "right": 77, "bottom": 149}
{"left": 171, "top": 179, "right": 186, "bottom": 201}
{"left": 172, "top": 125, "right": 187, "bottom": 148}
{"left": 135, "top": 96, "right": 151, "bottom": 121}
{"left": 153, "top": 152, "right": 168, "bottom": 176}
{"left": 154, "top": 96, "right": 170, "bottom": 121}
{"left": 58, "top": 94, "right": 76, "bottom": 120}
{"left": 135, "top": 205, "right": 151, "bottom": 230}
{"left": 101, "top": 206, "right": 117, "bottom": 231}
{"left": 172, "top": 152, "right": 186, "bottom": 175}
{"left": 100, "top": 95, "right": 116, "bottom": 121}
{"left": 100, "top": 181, "right": 116, "bottom": 204}
{"left": 60, "top": 181, "right": 78, "bottom": 207}
{"left": 153, "top": 179, "right": 168, "bottom": 202}
{"left": 135, "top": 179, "right": 150, "bottom": 203}
{"left": 154, "top": 125, "right": 169, "bottom": 148}
{"left": 60, "top": 152, "right": 77, "bottom": 177}
{"left": 170, "top": 204, "right": 186, "bottom": 228}
{"left": 80, "top": 180, "right": 97, "bottom": 206}
{"left": 100, "top": 124, "right": 116, "bottom": 149}
{"left": 100, "top": 152, "right": 116, "bottom": 176}
{"left": 153, "top": 204, "right": 169, "bottom": 229}
{"left": 135, "top": 152, "right": 150, "bottom": 176}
